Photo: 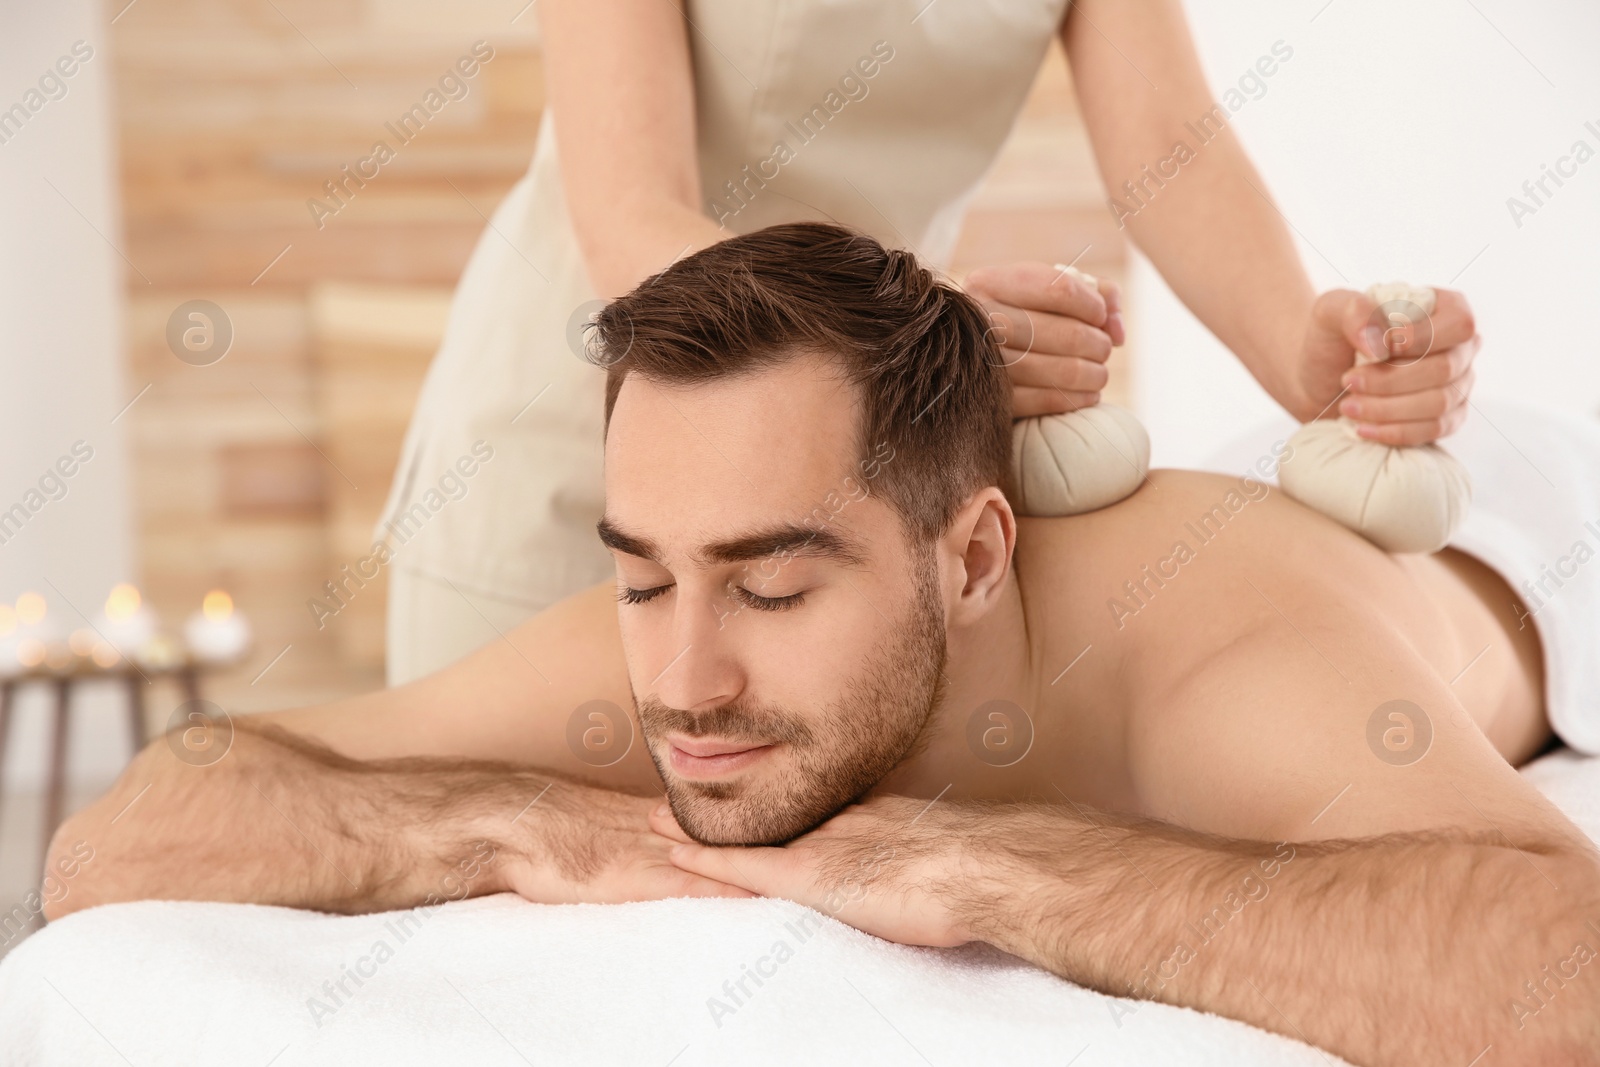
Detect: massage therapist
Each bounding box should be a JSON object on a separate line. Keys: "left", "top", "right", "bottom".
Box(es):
{"left": 375, "top": 0, "right": 1482, "bottom": 683}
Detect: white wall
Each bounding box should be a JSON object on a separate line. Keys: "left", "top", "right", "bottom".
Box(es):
{"left": 1134, "top": 0, "right": 1600, "bottom": 468}
{"left": 0, "top": 0, "right": 133, "bottom": 792}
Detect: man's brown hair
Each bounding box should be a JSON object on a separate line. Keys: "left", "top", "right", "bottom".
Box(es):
{"left": 593, "top": 222, "right": 1011, "bottom": 543}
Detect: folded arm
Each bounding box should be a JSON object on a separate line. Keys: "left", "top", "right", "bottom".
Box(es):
{"left": 968, "top": 804, "right": 1599, "bottom": 1066}
{"left": 668, "top": 789, "right": 1600, "bottom": 1066}
{"left": 45, "top": 583, "right": 743, "bottom": 921}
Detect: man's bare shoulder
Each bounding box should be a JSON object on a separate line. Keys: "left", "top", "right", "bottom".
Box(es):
{"left": 1013, "top": 467, "right": 1363, "bottom": 620}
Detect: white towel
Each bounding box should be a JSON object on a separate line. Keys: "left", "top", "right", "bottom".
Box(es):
{"left": 4, "top": 747, "right": 1599, "bottom": 1067}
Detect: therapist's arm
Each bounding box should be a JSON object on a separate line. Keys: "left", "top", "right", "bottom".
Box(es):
{"left": 1062, "top": 0, "right": 1314, "bottom": 411}
{"left": 539, "top": 0, "right": 728, "bottom": 298}
{"left": 1060, "top": 0, "right": 1476, "bottom": 441}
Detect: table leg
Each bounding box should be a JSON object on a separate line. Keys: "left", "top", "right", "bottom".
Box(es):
{"left": 40, "top": 678, "right": 70, "bottom": 878}
{"left": 0, "top": 681, "right": 13, "bottom": 835}
{"left": 126, "top": 674, "right": 147, "bottom": 751}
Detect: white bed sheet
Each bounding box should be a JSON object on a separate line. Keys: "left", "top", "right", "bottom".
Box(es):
{"left": 2, "top": 747, "right": 1597, "bottom": 1067}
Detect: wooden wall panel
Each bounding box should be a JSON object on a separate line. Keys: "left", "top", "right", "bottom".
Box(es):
{"left": 113, "top": 4, "right": 542, "bottom": 711}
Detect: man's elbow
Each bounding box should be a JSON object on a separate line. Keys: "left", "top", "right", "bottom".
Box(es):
{"left": 37, "top": 740, "right": 166, "bottom": 923}
{"left": 39, "top": 814, "right": 101, "bottom": 923}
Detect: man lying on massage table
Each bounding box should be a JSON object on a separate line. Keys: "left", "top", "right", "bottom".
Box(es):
{"left": 49, "top": 224, "right": 1598, "bottom": 1066}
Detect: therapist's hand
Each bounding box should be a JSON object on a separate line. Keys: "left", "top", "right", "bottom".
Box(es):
{"left": 964, "top": 262, "right": 1126, "bottom": 418}
{"left": 1297, "top": 286, "right": 1480, "bottom": 446}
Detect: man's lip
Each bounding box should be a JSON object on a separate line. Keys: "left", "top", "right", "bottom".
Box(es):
{"left": 665, "top": 736, "right": 776, "bottom": 780}
{"left": 667, "top": 735, "right": 768, "bottom": 758}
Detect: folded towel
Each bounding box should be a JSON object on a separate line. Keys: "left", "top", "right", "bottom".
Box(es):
{"left": 4, "top": 747, "right": 1598, "bottom": 1066}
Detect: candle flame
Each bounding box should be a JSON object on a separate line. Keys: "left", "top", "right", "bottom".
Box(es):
{"left": 202, "top": 589, "right": 234, "bottom": 621}
{"left": 106, "top": 583, "right": 141, "bottom": 621}
{"left": 16, "top": 592, "right": 46, "bottom": 625}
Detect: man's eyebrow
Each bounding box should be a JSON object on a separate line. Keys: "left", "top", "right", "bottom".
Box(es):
{"left": 596, "top": 517, "right": 867, "bottom": 568}
{"left": 699, "top": 523, "right": 866, "bottom": 567}
{"left": 596, "top": 517, "right": 661, "bottom": 562}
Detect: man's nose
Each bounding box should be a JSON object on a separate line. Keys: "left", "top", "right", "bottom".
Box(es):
{"left": 650, "top": 589, "right": 744, "bottom": 713}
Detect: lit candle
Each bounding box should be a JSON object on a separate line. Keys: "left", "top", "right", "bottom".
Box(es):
{"left": 97, "top": 583, "right": 157, "bottom": 658}
{"left": 15, "top": 591, "right": 52, "bottom": 637}
{"left": 183, "top": 590, "right": 251, "bottom": 664}
{"left": 0, "top": 603, "right": 18, "bottom": 673}
{"left": 9, "top": 592, "right": 55, "bottom": 673}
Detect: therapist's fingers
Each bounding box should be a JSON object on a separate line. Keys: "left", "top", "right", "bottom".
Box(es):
{"left": 983, "top": 303, "right": 1114, "bottom": 364}
{"left": 1343, "top": 286, "right": 1474, "bottom": 366}
{"left": 1383, "top": 287, "right": 1474, "bottom": 364}
{"left": 1002, "top": 348, "right": 1110, "bottom": 393}
{"left": 1349, "top": 412, "right": 1469, "bottom": 446}
{"left": 1343, "top": 335, "right": 1479, "bottom": 395}
{"left": 1012, "top": 385, "right": 1100, "bottom": 418}
{"left": 1097, "top": 275, "right": 1126, "bottom": 347}
{"left": 1342, "top": 368, "right": 1474, "bottom": 444}
{"left": 966, "top": 261, "right": 1110, "bottom": 329}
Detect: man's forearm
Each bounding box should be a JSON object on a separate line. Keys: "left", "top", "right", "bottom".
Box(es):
{"left": 44, "top": 722, "right": 561, "bottom": 920}
{"left": 961, "top": 805, "right": 1600, "bottom": 1066}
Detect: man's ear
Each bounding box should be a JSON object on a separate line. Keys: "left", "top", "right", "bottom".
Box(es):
{"left": 938, "top": 487, "right": 1016, "bottom": 626}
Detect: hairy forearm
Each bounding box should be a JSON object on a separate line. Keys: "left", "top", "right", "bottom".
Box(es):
{"left": 43, "top": 723, "right": 572, "bottom": 920}
{"left": 960, "top": 805, "right": 1600, "bottom": 1066}
{"left": 1065, "top": 0, "right": 1317, "bottom": 416}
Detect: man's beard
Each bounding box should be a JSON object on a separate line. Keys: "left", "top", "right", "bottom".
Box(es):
{"left": 637, "top": 553, "right": 948, "bottom": 845}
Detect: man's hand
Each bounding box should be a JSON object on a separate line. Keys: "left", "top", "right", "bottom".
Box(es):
{"left": 654, "top": 795, "right": 972, "bottom": 947}
{"left": 1299, "top": 286, "right": 1480, "bottom": 445}
{"left": 964, "top": 262, "right": 1126, "bottom": 418}
{"left": 508, "top": 785, "right": 753, "bottom": 904}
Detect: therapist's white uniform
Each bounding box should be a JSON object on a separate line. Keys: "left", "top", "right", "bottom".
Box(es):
{"left": 377, "top": 0, "right": 1073, "bottom": 684}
